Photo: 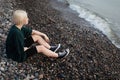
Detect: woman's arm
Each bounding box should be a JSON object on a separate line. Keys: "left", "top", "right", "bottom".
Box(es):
{"left": 32, "top": 30, "right": 45, "bottom": 36}
{"left": 32, "top": 30, "right": 50, "bottom": 43}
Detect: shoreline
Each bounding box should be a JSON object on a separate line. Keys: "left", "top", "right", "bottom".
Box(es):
{"left": 0, "top": 0, "right": 120, "bottom": 79}
{"left": 52, "top": 0, "right": 120, "bottom": 49}
{"left": 66, "top": 0, "right": 120, "bottom": 49}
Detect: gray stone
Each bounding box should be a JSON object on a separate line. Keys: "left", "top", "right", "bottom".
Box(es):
{"left": 0, "top": 67, "right": 5, "bottom": 71}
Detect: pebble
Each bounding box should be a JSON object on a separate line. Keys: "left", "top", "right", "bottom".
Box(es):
{"left": 34, "top": 72, "right": 39, "bottom": 77}
{"left": 39, "top": 74, "right": 44, "bottom": 79}
{"left": 57, "top": 73, "right": 66, "bottom": 78}
{"left": 0, "top": 67, "right": 5, "bottom": 71}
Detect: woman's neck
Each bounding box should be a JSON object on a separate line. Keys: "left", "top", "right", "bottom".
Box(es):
{"left": 15, "top": 24, "right": 23, "bottom": 30}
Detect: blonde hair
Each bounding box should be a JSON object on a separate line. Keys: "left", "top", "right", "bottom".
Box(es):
{"left": 13, "top": 10, "right": 28, "bottom": 25}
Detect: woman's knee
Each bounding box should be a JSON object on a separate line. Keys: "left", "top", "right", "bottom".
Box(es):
{"left": 32, "top": 35, "right": 41, "bottom": 42}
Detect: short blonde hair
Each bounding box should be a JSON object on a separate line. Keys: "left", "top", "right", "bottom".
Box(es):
{"left": 13, "top": 10, "right": 28, "bottom": 25}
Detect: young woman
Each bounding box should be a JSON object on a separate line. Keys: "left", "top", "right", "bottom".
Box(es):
{"left": 6, "top": 10, "right": 69, "bottom": 62}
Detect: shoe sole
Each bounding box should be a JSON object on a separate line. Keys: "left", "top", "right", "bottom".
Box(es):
{"left": 54, "top": 44, "right": 61, "bottom": 52}
{"left": 64, "top": 48, "right": 70, "bottom": 57}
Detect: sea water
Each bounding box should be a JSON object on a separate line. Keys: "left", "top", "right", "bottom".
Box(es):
{"left": 66, "top": 0, "right": 120, "bottom": 48}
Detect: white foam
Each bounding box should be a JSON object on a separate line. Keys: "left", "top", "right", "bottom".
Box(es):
{"left": 69, "top": 4, "right": 120, "bottom": 48}
{"left": 69, "top": 4, "right": 111, "bottom": 34}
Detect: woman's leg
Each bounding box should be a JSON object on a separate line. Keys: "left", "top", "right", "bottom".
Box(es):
{"left": 32, "top": 35, "right": 51, "bottom": 49}
{"left": 36, "top": 45, "right": 58, "bottom": 58}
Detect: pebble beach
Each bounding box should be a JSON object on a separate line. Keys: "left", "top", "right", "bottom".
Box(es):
{"left": 0, "top": 0, "right": 120, "bottom": 79}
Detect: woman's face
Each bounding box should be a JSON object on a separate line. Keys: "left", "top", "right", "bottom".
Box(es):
{"left": 24, "top": 16, "right": 29, "bottom": 25}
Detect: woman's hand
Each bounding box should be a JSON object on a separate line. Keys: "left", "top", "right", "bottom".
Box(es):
{"left": 24, "top": 47, "right": 29, "bottom": 51}
{"left": 43, "top": 34, "right": 50, "bottom": 43}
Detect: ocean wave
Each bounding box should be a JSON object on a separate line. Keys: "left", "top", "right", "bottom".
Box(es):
{"left": 67, "top": 2, "right": 120, "bottom": 48}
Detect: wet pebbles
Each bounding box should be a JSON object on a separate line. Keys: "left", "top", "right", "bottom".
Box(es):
{"left": 0, "top": 0, "right": 120, "bottom": 79}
